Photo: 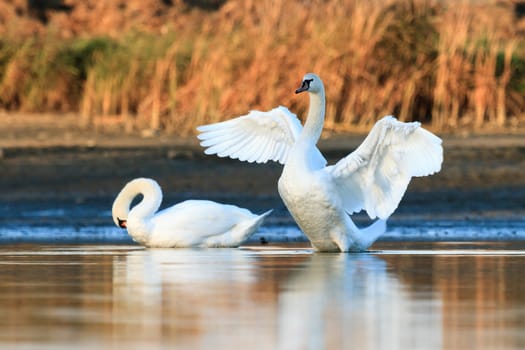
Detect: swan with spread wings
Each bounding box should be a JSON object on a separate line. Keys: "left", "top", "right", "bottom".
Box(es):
{"left": 197, "top": 73, "right": 443, "bottom": 252}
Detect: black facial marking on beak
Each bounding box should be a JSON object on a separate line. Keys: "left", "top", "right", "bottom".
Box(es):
{"left": 295, "top": 78, "right": 313, "bottom": 94}
{"left": 117, "top": 218, "right": 127, "bottom": 229}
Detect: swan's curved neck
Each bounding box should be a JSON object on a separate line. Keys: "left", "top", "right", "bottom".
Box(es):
{"left": 114, "top": 179, "right": 163, "bottom": 239}
{"left": 301, "top": 89, "right": 325, "bottom": 144}
{"left": 129, "top": 185, "right": 162, "bottom": 222}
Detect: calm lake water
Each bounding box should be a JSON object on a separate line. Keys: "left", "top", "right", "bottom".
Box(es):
{"left": 1, "top": 242, "right": 525, "bottom": 350}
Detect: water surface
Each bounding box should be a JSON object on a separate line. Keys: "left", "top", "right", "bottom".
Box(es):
{"left": 1, "top": 242, "right": 525, "bottom": 350}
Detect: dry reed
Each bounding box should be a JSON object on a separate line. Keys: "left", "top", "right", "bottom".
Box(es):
{"left": 0, "top": 0, "right": 523, "bottom": 135}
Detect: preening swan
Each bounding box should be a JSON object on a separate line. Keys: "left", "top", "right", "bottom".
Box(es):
{"left": 112, "top": 178, "right": 271, "bottom": 248}
{"left": 197, "top": 73, "right": 443, "bottom": 252}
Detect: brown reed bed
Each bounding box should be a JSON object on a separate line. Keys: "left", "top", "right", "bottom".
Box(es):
{"left": 0, "top": 0, "right": 523, "bottom": 135}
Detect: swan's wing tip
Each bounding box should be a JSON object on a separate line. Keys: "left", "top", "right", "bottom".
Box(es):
{"left": 196, "top": 124, "right": 213, "bottom": 132}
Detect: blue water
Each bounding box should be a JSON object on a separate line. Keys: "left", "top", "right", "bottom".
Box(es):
{"left": 0, "top": 202, "right": 524, "bottom": 244}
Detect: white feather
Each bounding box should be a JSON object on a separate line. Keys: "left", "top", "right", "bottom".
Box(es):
{"left": 197, "top": 106, "right": 302, "bottom": 165}
{"left": 326, "top": 116, "right": 443, "bottom": 219}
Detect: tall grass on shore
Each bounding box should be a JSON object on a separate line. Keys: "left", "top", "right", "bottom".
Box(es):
{"left": 0, "top": 0, "right": 523, "bottom": 135}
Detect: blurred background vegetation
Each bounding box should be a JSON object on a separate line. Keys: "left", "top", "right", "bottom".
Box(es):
{"left": 0, "top": 0, "right": 524, "bottom": 135}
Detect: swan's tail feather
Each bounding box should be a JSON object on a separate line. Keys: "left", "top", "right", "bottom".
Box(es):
{"left": 243, "top": 209, "right": 273, "bottom": 233}
{"left": 361, "top": 219, "right": 387, "bottom": 240}
{"left": 205, "top": 209, "right": 273, "bottom": 247}
{"left": 258, "top": 209, "right": 274, "bottom": 220}
{"left": 347, "top": 219, "right": 387, "bottom": 252}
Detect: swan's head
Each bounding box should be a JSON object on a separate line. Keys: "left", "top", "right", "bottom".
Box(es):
{"left": 112, "top": 183, "right": 131, "bottom": 229}
{"left": 112, "top": 200, "right": 129, "bottom": 229}
{"left": 295, "top": 73, "right": 323, "bottom": 94}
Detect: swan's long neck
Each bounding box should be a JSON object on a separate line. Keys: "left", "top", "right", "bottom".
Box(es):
{"left": 300, "top": 89, "right": 325, "bottom": 144}
{"left": 113, "top": 178, "right": 162, "bottom": 243}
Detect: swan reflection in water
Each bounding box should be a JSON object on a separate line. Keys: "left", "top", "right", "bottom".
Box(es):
{"left": 111, "top": 248, "right": 443, "bottom": 349}
{"left": 276, "top": 253, "right": 443, "bottom": 350}
{"left": 112, "top": 248, "right": 269, "bottom": 348}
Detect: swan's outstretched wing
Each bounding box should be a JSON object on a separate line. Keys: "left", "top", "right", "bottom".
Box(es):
{"left": 326, "top": 116, "right": 443, "bottom": 220}
{"left": 197, "top": 106, "right": 302, "bottom": 164}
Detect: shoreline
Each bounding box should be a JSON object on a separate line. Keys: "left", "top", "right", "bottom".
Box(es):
{"left": 2, "top": 112, "right": 525, "bottom": 151}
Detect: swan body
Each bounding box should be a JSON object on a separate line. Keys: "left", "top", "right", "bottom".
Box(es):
{"left": 197, "top": 73, "right": 443, "bottom": 252}
{"left": 112, "top": 178, "right": 271, "bottom": 248}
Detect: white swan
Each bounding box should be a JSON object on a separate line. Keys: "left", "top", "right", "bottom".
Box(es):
{"left": 112, "top": 178, "right": 272, "bottom": 248}
{"left": 197, "top": 73, "right": 443, "bottom": 252}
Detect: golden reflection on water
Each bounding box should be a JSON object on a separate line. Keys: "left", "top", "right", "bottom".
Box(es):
{"left": 0, "top": 243, "right": 524, "bottom": 349}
